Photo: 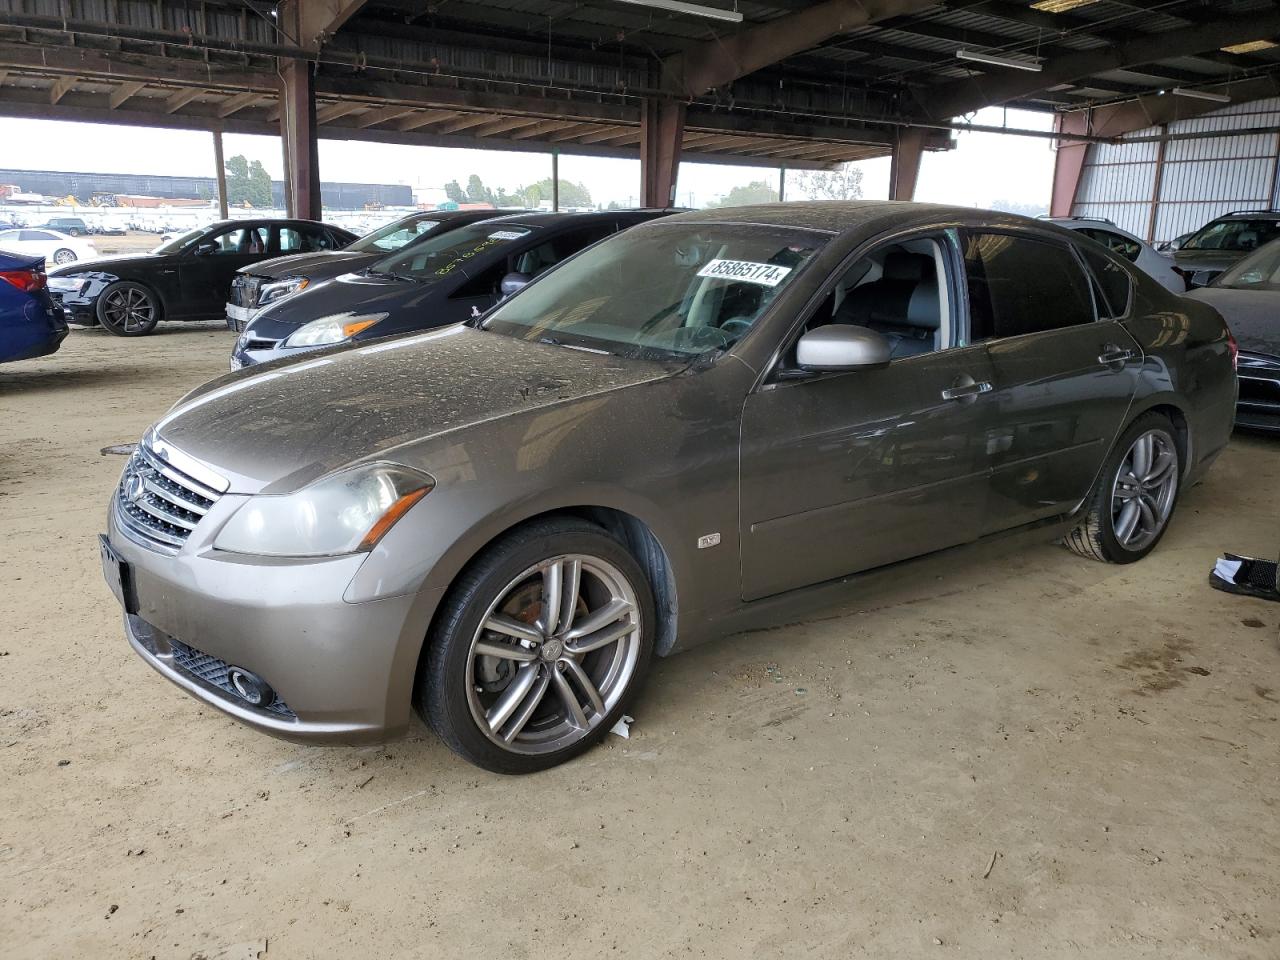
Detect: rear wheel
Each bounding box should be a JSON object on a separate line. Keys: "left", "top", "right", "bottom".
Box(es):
{"left": 1065, "top": 412, "right": 1180, "bottom": 563}
{"left": 418, "top": 518, "right": 654, "bottom": 774}
{"left": 97, "top": 281, "right": 160, "bottom": 336}
{"left": 52, "top": 248, "right": 77, "bottom": 265}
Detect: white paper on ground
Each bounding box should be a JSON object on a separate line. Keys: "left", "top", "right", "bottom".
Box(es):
{"left": 1214, "top": 558, "right": 1242, "bottom": 582}
{"left": 609, "top": 715, "right": 634, "bottom": 739}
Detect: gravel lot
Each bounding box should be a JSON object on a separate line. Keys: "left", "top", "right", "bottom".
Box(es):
{"left": 2, "top": 323, "right": 1278, "bottom": 959}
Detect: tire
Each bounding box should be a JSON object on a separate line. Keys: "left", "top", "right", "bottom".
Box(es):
{"left": 96, "top": 281, "right": 160, "bottom": 336}
{"left": 418, "top": 517, "right": 655, "bottom": 774}
{"left": 52, "top": 248, "right": 77, "bottom": 265}
{"left": 1065, "top": 412, "right": 1181, "bottom": 564}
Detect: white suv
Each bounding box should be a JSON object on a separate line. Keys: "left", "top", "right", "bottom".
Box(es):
{"left": 1044, "top": 218, "right": 1184, "bottom": 293}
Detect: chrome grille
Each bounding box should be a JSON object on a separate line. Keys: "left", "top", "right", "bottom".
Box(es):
{"left": 115, "top": 443, "right": 221, "bottom": 550}
{"left": 169, "top": 638, "right": 297, "bottom": 719}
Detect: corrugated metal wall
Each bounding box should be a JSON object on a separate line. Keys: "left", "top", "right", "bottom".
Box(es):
{"left": 1071, "top": 98, "right": 1280, "bottom": 244}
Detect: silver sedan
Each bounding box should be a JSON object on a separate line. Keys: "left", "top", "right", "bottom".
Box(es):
{"left": 102, "top": 202, "right": 1237, "bottom": 772}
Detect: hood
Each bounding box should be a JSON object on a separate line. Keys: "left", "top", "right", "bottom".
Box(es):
{"left": 154, "top": 324, "right": 681, "bottom": 494}
{"left": 49, "top": 251, "right": 167, "bottom": 277}
{"left": 246, "top": 270, "right": 428, "bottom": 333}
{"left": 1185, "top": 286, "right": 1280, "bottom": 356}
{"left": 240, "top": 250, "right": 378, "bottom": 282}
{"left": 1172, "top": 248, "right": 1246, "bottom": 270}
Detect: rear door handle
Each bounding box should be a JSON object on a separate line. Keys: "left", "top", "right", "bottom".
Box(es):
{"left": 941, "top": 381, "right": 993, "bottom": 401}
{"left": 1098, "top": 344, "right": 1136, "bottom": 366}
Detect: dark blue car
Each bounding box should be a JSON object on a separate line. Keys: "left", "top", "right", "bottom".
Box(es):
{"left": 0, "top": 249, "right": 68, "bottom": 363}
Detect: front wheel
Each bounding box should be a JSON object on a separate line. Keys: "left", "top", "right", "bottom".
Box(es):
{"left": 52, "top": 248, "right": 77, "bottom": 265}
{"left": 418, "top": 518, "right": 655, "bottom": 773}
{"left": 97, "top": 281, "right": 160, "bottom": 336}
{"left": 1065, "top": 412, "right": 1181, "bottom": 563}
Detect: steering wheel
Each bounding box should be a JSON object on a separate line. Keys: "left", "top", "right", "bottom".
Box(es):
{"left": 720, "top": 317, "right": 754, "bottom": 338}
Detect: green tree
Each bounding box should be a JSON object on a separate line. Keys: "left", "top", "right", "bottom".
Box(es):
{"left": 443, "top": 180, "right": 465, "bottom": 203}
{"left": 519, "top": 178, "right": 592, "bottom": 209}
{"left": 709, "top": 181, "right": 778, "bottom": 208}
{"left": 224, "top": 154, "right": 272, "bottom": 208}
{"left": 466, "top": 174, "right": 496, "bottom": 204}
{"left": 793, "top": 164, "right": 864, "bottom": 202}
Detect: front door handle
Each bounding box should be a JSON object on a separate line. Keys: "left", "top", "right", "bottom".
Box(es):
{"left": 1098, "top": 343, "right": 1136, "bottom": 367}
{"left": 941, "top": 380, "right": 993, "bottom": 402}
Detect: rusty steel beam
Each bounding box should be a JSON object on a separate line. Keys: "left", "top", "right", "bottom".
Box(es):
{"left": 927, "top": 7, "right": 1280, "bottom": 120}
{"left": 279, "top": 59, "right": 321, "bottom": 219}
{"left": 641, "top": 98, "right": 685, "bottom": 207}
{"left": 216, "top": 91, "right": 261, "bottom": 118}
{"left": 279, "top": 0, "right": 372, "bottom": 49}
{"left": 663, "top": 0, "right": 939, "bottom": 97}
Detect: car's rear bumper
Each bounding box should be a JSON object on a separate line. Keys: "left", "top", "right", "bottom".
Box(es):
{"left": 107, "top": 499, "right": 440, "bottom": 744}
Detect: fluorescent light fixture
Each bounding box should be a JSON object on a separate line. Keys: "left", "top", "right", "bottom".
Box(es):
{"left": 956, "top": 49, "right": 1043, "bottom": 72}
{"left": 610, "top": 0, "right": 743, "bottom": 22}
{"left": 1171, "top": 87, "right": 1232, "bottom": 104}
{"left": 1030, "top": 0, "right": 1103, "bottom": 12}
{"left": 1222, "top": 40, "right": 1278, "bottom": 54}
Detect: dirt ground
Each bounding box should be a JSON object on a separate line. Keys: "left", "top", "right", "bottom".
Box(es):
{"left": 2, "top": 324, "right": 1278, "bottom": 960}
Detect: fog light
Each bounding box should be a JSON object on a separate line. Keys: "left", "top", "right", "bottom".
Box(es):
{"left": 227, "top": 667, "right": 274, "bottom": 707}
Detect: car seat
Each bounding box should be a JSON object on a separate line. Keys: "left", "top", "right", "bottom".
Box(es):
{"left": 834, "top": 251, "right": 940, "bottom": 358}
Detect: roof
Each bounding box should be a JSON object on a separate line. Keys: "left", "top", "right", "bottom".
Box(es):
{"left": 3, "top": 2, "right": 1280, "bottom": 165}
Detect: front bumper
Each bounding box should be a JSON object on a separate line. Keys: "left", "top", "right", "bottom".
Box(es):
{"left": 231, "top": 333, "right": 325, "bottom": 370}
{"left": 107, "top": 499, "right": 438, "bottom": 743}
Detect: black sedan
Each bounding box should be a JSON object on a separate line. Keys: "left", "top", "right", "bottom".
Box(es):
{"left": 225, "top": 208, "right": 527, "bottom": 329}
{"left": 231, "top": 209, "right": 675, "bottom": 369}
{"left": 1186, "top": 239, "right": 1280, "bottom": 432}
{"left": 48, "top": 218, "right": 357, "bottom": 336}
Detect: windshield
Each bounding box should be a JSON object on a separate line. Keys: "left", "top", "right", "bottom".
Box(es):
{"left": 481, "top": 223, "right": 826, "bottom": 359}
{"left": 348, "top": 216, "right": 442, "bottom": 254}
{"left": 367, "top": 221, "right": 534, "bottom": 280}
{"left": 1215, "top": 238, "right": 1280, "bottom": 289}
{"left": 153, "top": 227, "right": 206, "bottom": 254}
{"left": 1182, "top": 218, "right": 1280, "bottom": 252}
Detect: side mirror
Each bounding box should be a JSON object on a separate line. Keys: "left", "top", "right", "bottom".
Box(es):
{"left": 500, "top": 271, "right": 532, "bottom": 298}
{"left": 795, "top": 325, "right": 891, "bottom": 372}
{"left": 192, "top": 241, "right": 218, "bottom": 256}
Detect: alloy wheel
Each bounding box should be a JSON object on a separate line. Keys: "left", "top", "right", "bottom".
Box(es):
{"left": 53, "top": 249, "right": 76, "bottom": 264}
{"left": 1110, "top": 429, "right": 1178, "bottom": 552}
{"left": 465, "top": 554, "right": 641, "bottom": 755}
{"left": 102, "top": 287, "right": 155, "bottom": 334}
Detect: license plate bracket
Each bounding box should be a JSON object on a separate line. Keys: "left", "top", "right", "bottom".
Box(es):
{"left": 99, "top": 534, "right": 138, "bottom": 615}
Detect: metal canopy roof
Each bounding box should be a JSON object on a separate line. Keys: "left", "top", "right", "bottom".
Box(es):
{"left": 1, "top": 1, "right": 1279, "bottom": 165}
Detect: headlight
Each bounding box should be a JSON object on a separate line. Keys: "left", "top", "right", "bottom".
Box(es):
{"left": 48, "top": 276, "right": 85, "bottom": 293}
{"left": 257, "top": 276, "right": 308, "bottom": 306}
{"left": 283, "top": 311, "right": 388, "bottom": 348}
{"left": 214, "top": 462, "right": 434, "bottom": 557}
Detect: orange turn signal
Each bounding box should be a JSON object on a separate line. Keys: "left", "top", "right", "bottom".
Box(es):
{"left": 358, "top": 486, "right": 431, "bottom": 551}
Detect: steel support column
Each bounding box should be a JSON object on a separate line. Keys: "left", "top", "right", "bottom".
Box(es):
{"left": 889, "top": 128, "right": 926, "bottom": 200}
{"left": 279, "top": 58, "right": 320, "bottom": 219}
{"left": 212, "top": 129, "right": 229, "bottom": 219}
{"left": 1049, "top": 111, "right": 1090, "bottom": 217}
{"left": 640, "top": 99, "right": 685, "bottom": 208}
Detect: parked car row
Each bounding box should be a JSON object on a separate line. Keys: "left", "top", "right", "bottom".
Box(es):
{"left": 97, "top": 201, "right": 1240, "bottom": 774}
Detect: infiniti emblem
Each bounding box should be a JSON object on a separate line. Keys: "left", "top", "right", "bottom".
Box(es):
{"left": 125, "top": 473, "right": 146, "bottom": 503}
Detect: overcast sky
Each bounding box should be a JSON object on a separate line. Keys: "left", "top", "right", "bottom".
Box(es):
{"left": 0, "top": 106, "right": 1055, "bottom": 212}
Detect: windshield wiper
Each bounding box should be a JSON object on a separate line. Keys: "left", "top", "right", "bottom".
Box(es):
{"left": 364, "top": 268, "right": 419, "bottom": 282}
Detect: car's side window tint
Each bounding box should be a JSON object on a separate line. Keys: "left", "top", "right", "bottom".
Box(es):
{"left": 806, "top": 237, "right": 950, "bottom": 361}
{"left": 450, "top": 260, "right": 507, "bottom": 300}
{"left": 1078, "top": 245, "right": 1132, "bottom": 320}
{"left": 964, "top": 233, "right": 1095, "bottom": 341}
{"left": 209, "top": 226, "right": 268, "bottom": 255}
{"left": 1082, "top": 228, "right": 1141, "bottom": 263}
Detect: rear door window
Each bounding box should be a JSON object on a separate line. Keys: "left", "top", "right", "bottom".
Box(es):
{"left": 963, "top": 232, "right": 1096, "bottom": 341}
{"left": 1080, "top": 227, "right": 1141, "bottom": 263}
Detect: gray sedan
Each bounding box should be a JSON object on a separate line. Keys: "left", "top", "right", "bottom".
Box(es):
{"left": 101, "top": 202, "right": 1237, "bottom": 773}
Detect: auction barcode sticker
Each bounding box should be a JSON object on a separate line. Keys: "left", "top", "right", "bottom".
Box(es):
{"left": 696, "top": 259, "right": 792, "bottom": 287}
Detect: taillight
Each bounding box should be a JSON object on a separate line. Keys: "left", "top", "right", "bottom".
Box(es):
{"left": 0, "top": 266, "right": 46, "bottom": 293}
{"left": 1227, "top": 329, "right": 1239, "bottom": 371}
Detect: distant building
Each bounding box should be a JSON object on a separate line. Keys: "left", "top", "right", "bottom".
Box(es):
{"left": 0, "top": 168, "right": 413, "bottom": 210}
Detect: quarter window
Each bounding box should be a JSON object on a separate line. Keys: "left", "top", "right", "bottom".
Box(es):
{"left": 963, "top": 233, "right": 1095, "bottom": 341}
{"left": 1080, "top": 228, "right": 1141, "bottom": 263}
{"left": 1078, "top": 245, "right": 1133, "bottom": 320}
